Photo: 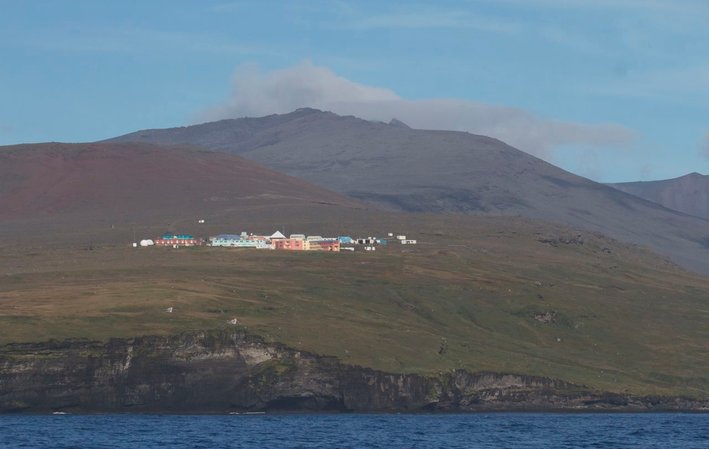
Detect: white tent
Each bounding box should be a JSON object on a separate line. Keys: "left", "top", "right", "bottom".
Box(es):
{"left": 269, "top": 231, "right": 286, "bottom": 239}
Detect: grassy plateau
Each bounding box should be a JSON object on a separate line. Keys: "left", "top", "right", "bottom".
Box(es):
{"left": 1, "top": 210, "right": 708, "bottom": 399}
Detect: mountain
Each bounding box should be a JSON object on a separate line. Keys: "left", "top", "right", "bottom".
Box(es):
{"left": 107, "top": 109, "right": 709, "bottom": 274}
{"left": 0, "top": 141, "right": 361, "bottom": 225}
{"left": 608, "top": 173, "right": 709, "bottom": 220}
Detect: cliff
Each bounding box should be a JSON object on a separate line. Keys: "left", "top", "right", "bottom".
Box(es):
{"left": 1, "top": 330, "right": 705, "bottom": 413}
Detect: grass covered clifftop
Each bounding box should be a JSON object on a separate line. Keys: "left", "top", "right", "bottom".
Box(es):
{"left": 1, "top": 214, "right": 708, "bottom": 400}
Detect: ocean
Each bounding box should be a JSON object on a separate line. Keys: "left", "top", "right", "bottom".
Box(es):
{"left": 0, "top": 413, "right": 706, "bottom": 448}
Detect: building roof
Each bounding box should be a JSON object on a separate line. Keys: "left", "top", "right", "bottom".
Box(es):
{"left": 270, "top": 231, "right": 286, "bottom": 239}
{"left": 161, "top": 233, "right": 194, "bottom": 239}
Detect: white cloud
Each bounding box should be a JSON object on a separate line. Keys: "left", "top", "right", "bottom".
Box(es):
{"left": 197, "top": 61, "right": 634, "bottom": 160}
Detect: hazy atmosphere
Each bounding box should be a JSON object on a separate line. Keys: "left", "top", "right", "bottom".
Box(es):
{"left": 1, "top": 0, "right": 707, "bottom": 182}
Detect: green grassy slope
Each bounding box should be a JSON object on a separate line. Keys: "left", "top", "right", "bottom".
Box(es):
{"left": 1, "top": 213, "right": 707, "bottom": 398}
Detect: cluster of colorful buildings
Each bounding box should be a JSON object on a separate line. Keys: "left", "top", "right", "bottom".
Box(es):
{"left": 139, "top": 231, "right": 417, "bottom": 252}
{"left": 211, "top": 231, "right": 341, "bottom": 251}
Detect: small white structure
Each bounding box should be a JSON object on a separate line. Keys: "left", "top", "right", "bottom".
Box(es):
{"left": 140, "top": 239, "right": 154, "bottom": 247}
{"left": 388, "top": 232, "right": 394, "bottom": 237}
{"left": 198, "top": 219, "right": 205, "bottom": 224}
{"left": 401, "top": 239, "right": 417, "bottom": 245}
{"left": 396, "top": 235, "right": 406, "bottom": 240}
{"left": 166, "top": 307, "right": 174, "bottom": 313}
{"left": 342, "top": 247, "right": 355, "bottom": 252}
{"left": 270, "top": 231, "right": 286, "bottom": 239}
{"left": 229, "top": 318, "right": 239, "bottom": 325}
{"left": 132, "top": 242, "right": 138, "bottom": 248}
{"left": 364, "top": 246, "right": 376, "bottom": 251}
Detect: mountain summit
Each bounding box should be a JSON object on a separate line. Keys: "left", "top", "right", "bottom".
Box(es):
{"left": 608, "top": 172, "right": 709, "bottom": 220}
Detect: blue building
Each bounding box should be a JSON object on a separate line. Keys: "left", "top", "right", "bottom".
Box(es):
{"left": 210, "top": 234, "right": 271, "bottom": 249}
{"left": 210, "top": 234, "right": 243, "bottom": 247}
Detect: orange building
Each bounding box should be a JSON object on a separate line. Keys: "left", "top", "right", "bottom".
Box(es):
{"left": 273, "top": 238, "right": 308, "bottom": 251}
{"left": 308, "top": 240, "right": 341, "bottom": 252}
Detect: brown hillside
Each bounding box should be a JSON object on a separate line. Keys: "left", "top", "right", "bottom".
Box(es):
{"left": 0, "top": 142, "right": 361, "bottom": 222}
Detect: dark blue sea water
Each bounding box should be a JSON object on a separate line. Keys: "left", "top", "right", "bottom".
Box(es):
{"left": 0, "top": 413, "right": 706, "bottom": 448}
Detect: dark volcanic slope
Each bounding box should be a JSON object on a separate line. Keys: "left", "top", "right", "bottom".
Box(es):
{"left": 0, "top": 142, "right": 359, "bottom": 221}
{"left": 107, "top": 109, "right": 709, "bottom": 274}
{"left": 608, "top": 173, "right": 709, "bottom": 220}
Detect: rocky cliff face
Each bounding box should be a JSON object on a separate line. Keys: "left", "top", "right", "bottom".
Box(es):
{"left": 0, "top": 330, "right": 705, "bottom": 413}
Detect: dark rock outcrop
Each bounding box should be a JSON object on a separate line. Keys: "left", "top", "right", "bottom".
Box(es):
{"left": 1, "top": 330, "right": 706, "bottom": 413}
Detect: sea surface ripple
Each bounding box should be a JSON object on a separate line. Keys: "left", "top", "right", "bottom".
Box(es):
{"left": 0, "top": 413, "right": 707, "bottom": 448}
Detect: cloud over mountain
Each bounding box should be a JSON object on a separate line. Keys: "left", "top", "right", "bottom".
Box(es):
{"left": 198, "top": 61, "right": 634, "bottom": 159}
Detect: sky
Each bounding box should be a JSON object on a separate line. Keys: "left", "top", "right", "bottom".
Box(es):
{"left": 0, "top": 0, "right": 707, "bottom": 182}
